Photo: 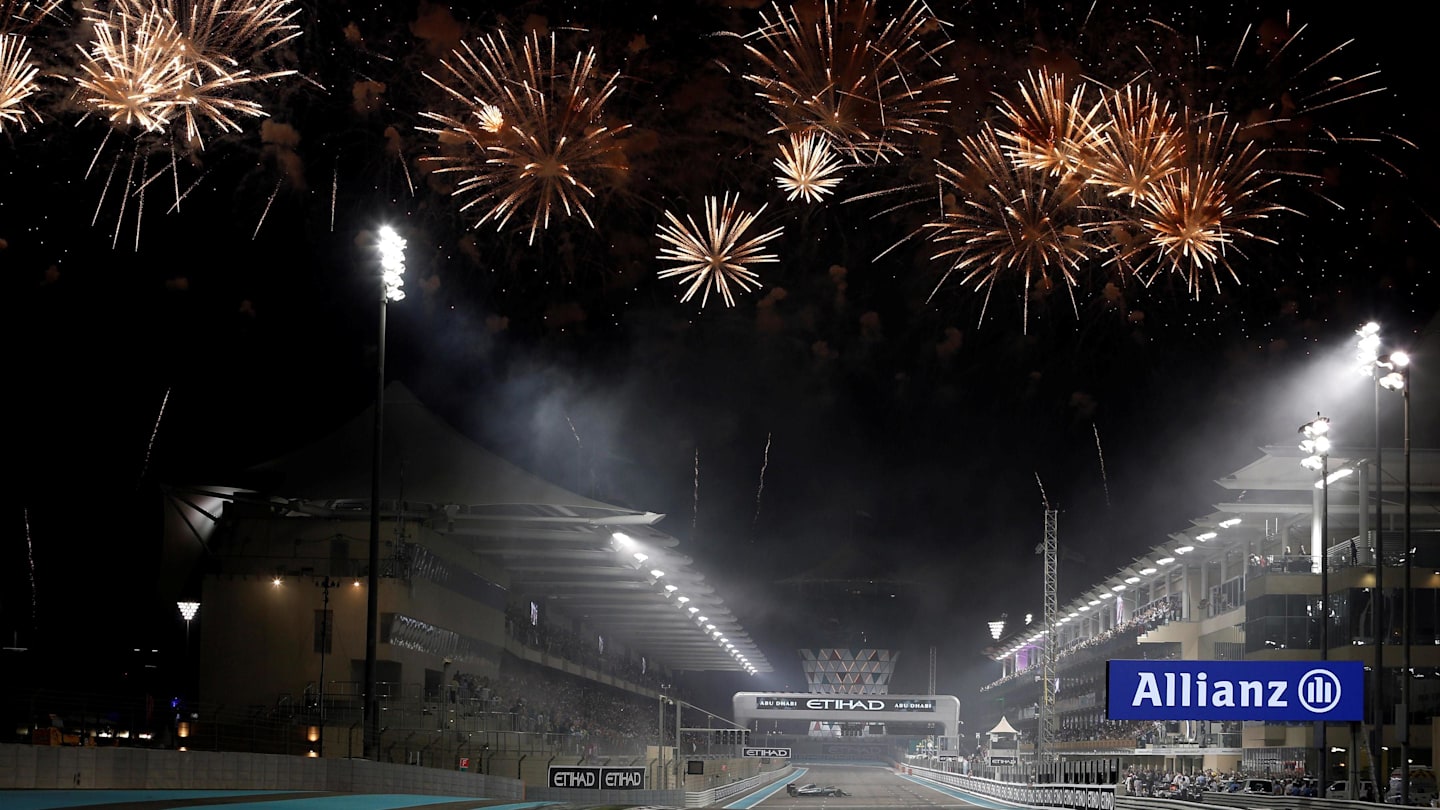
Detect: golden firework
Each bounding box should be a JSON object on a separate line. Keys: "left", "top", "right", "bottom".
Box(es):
{"left": 742, "top": 0, "right": 957, "bottom": 161}
{"left": 994, "top": 69, "right": 1107, "bottom": 179}
{"left": 420, "top": 30, "right": 630, "bottom": 244}
{"left": 656, "top": 193, "right": 784, "bottom": 308}
{"left": 1118, "top": 111, "right": 1286, "bottom": 297}
{"left": 1089, "top": 84, "right": 1186, "bottom": 206}
{"left": 0, "top": 33, "right": 38, "bottom": 132}
{"left": 73, "top": 0, "right": 297, "bottom": 143}
{"left": 926, "top": 127, "right": 1101, "bottom": 328}
{"left": 775, "top": 130, "right": 845, "bottom": 202}
{"left": 1, "top": 1, "right": 60, "bottom": 134}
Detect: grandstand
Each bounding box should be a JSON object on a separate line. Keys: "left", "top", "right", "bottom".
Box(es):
{"left": 128, "top": 383, "right": 772, "bottom": 785}
{"left": 977, "top": 441, "right": 1440, "bottom": 783}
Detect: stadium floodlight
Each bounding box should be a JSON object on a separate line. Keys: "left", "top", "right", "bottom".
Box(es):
{"left": 1078, "top": 605, "right": 1090, "bottom": 612}
{"left": 1139, "top": 567, "right": 1157, "bottom": 575}
{"left": 650, "top": 569, "right": 665, "bottom": 579}
{"left": 1196, "top": 532, "right": 1217, "bottom": 542}
{"left": 1317, "top": 467, "right": 1355, "bottom": 489}
{"left": 1175, "top": 546, "right": 1195, "bottom": 555}
{"left": 611, "top": 531, "right": 634, "bottom": 547}
{"left": 664, "top": 584, "right": 678, "bottom": 592}
{"left": 1099, "top": 592, "right": 1114, "bottom": 599}
{"left": 632, "top": 552, "right": 649, "bottom": 562}
{"left": 1087, "top": 599, "right": 1101, "bottom": 606}
{"left": 1111, "top": 584, "right": 1127, "bottom": 592}
{"left": 1156, "top": 556, "right": 1175, "bottom": 565}
{"left": 988, "top": 620, "right": 1005, "bottom": 640}
{"left": 1218, "top": 518, "right": 1242, "bottom": 528}
{"left": 1124, "top": 576, "right": 1141, "bottom": 584}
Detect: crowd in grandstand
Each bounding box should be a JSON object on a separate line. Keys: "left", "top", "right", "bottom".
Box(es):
{"left": 981, "top": 595, "right": 1184, "bottom": 692}
{"left": 504, "top": 602, "right": 666, "bottom": 691}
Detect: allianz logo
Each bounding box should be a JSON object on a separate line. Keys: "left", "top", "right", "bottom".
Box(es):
{"left": 1130, "top": 669, "right": 1343, "bottom": 713}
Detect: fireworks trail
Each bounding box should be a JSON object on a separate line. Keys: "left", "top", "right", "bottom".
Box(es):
{"left": 1093, "top": 424, "right": 1110, "bottom": 508}
{"left": 775, "top": 130, "right": 845, "bottom": 202}
{"left": 1035, "top": 473, "right": 1050, "bottom": 511}
{"left": 692, "top": 446, "right": 700, "bottom": 535}
{"left": 752, "top": 431, "right": 772, "bottom": 534}
{"left": 23, "top": 506, "right": 37, "bottom": 627}
{"left": 330, "top": 160, "right": 338, "bottom": 232}
{"left": 739, "top": 0, "right": 958, "bottom": 162}
{"left": 926, "top": 127, "right": 1100, "bottom": 331}
{"left": 253, "top": 178, "right": 281, "bottom": 239}
{"left": 139, "top": 387, "right": 172, "bottom": 488}
{"left": 419, "top": 30, "right": 630, "bottom": 244}
{"left": 656, "top": 192, "right": 784, "bottom": 308}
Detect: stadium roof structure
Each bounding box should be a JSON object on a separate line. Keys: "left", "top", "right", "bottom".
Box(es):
{"left": 166, "top": 382, "right": 771, "bottom": 675}
{"left": 988, "top": 441, "right": 1440, "bottom": 659}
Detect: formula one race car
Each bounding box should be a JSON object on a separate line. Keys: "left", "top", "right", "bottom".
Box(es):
{"left": 788, "top": 783, "right": 849, "bottom": 797}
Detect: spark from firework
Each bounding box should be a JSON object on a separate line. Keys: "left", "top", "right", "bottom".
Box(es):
{"left": 775, "top": 130, "right": 845, "bottom": 202}
{"left": 1111, "top": 111, "right": 1287, "bottom": 297}
{"left": 420, "top": 30, "right": 630, "bottom": 244}
{"left": 73, "top": 10, "right": 191, "bottom": 134}
{"left": 740, "top": 0, "right": 957, "bottom": 161}
{"left": 994, "top": 69, "right": 1107, "bottom": 179}
{"left": 753, "top": 431, "right": 772, "bottom": 533}
{"left": 926, "top": 127, "right": 1101, "bottom": 330}
{"left": 0, "top": 31, "right": 38, "bottom": 133}
{"left": 656, "top": 193, "right": 784, "bottom": 308}
{"left": 1035, "top": 473, "right": 1050, "bottom": 511}
{"left": 1093, "top": 423, "right": 1110, "bottom": 508}
{"left": 692, "top": 446, "right": 700, "bottom": 535}
{"left": 1088, "top": 84, "right": 1186, "bottom": 207}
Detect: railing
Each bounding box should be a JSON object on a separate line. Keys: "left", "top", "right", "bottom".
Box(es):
{"left": 907, "top": 765, "right": 1115, "bottom": 810}
{"left": 686, "top": 764, "right": 796, "bottom": 807}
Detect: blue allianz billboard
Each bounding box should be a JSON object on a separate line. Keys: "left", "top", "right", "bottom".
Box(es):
{"left": 1107, "top": 659, "right": 1364, "bottom": 721}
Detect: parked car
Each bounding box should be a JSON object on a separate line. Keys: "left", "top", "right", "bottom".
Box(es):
{"left": 1243, "top": 779, "right": 1274, "bottom": 795}
{"left": 1327, "top": 779, "right": 1378, "bottom": 800}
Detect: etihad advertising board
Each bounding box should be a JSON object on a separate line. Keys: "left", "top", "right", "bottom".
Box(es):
{"left": 755, "top": 696, "right": 935, "bottom": 712}
{"left": 1107, "top": 660, "right": 1364, "bottom": 722}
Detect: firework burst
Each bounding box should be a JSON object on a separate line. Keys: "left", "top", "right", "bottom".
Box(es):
{"left": 656, "top": 192, "right": 784, "bottom": 308}
{"left": 741, "top": 0, "right": 957, "bottom": 162}
{"left": 420, "top": 30, "right": 630, "bottom": 244}
{"left": 1111, "top": 111, "right": 1287, "bottom": 297}
{"left": 1088, "top": 84, "right": 1186, "bottom": 206}
{"left": 0, "top": 0, "right": 59, "bottom": 134}
{"left": 0, "top": 32, "right": 38, "bottom": 132}
{"left": 775, "top": 130, "right": 845, "bottom": 202}
{"left": 926, "top": 127, "right": 1101, "bottom": 329}
{"left": 994, "top": 69, "right": 1107, "bottom": 179}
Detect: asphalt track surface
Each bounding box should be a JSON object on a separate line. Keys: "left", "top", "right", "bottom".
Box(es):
{"left": 0, "top": 765, "right": 1000, "bottom": 810}
{"left": 730, "top": 764, "right": 997, "bottom": 810}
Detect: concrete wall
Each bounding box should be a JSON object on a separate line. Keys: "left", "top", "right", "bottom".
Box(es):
{"left": 0, "top": 744, "right": 523, "bottom": 798}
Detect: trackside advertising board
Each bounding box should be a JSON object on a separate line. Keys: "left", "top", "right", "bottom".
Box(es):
{"left": 548, "top": 766, "right": 647, "bottom": 789}
{"left": 1107, "top": 660, "right": 1364, "bottom": 722}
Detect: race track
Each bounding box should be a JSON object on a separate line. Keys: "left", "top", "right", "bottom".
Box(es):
{"left": 735, "top": 764, "right": 998, "bottom": 810}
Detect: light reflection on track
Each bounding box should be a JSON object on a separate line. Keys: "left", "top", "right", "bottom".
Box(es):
{"left": 744, "top": 764, "right": 987, "bottom": 809}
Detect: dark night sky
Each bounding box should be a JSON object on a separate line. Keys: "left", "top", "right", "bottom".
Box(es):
{"left": 3, "top": 0, "right": 1438, "bottom": 716}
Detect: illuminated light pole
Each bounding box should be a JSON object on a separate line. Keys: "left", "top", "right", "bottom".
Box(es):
{"left": 1300, "top": 415, "right": 1331, "bottom": 785}
{"left": 364, "top": 226, "right": 406, "bottom": 761}
{"left": 1355, "top": 321, "right": 1386, "bottom": 794}
{"left": 177, "top": 601, "right": 199, "bottom": 700}
{"left": 1379, "top": 352, "right": 1411, "bottom": 805}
